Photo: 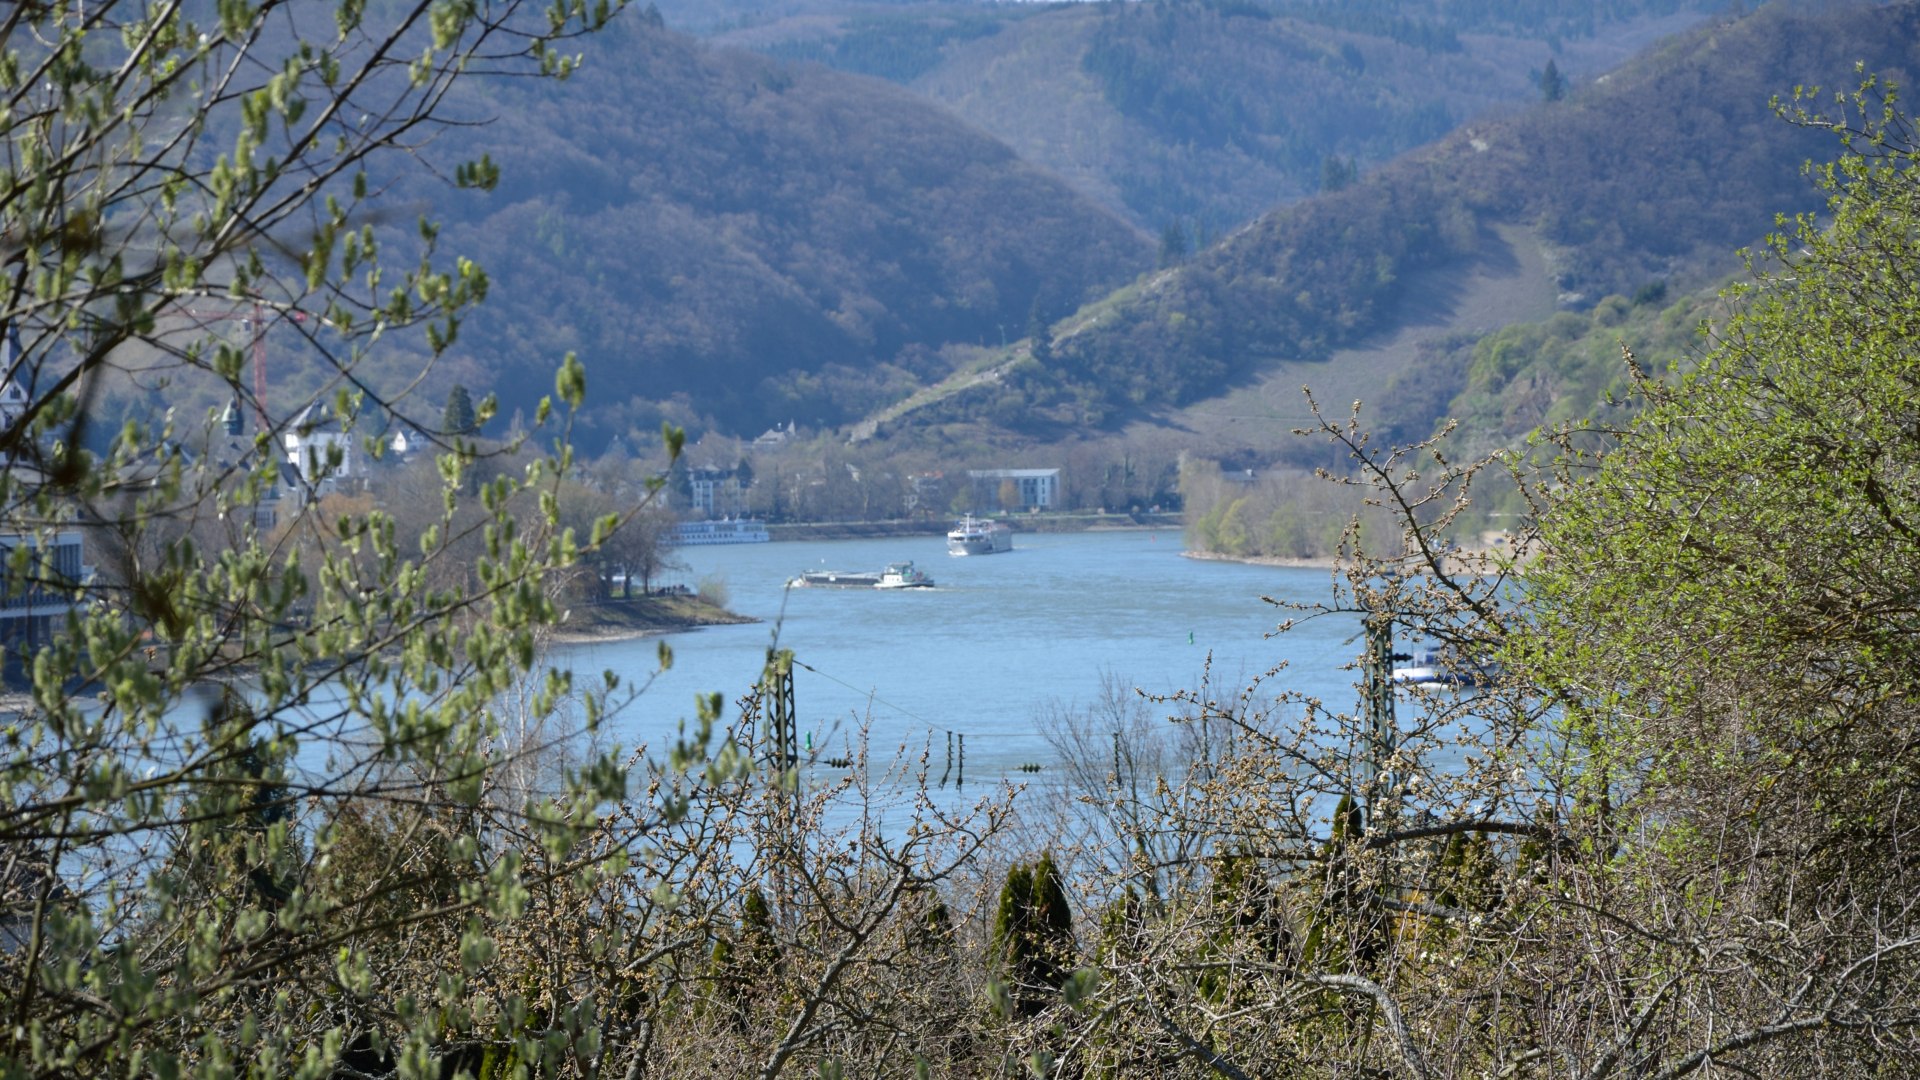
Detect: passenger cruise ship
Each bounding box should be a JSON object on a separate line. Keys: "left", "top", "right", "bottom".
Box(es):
{"left": 669, "top": 518, "right": 770, "bottom": 546}
{"left": 947, "top": 515, "right": 1013, "bottom": 556}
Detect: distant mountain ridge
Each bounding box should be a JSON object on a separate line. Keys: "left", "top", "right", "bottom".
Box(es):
{"left": 389, "top": 17, "right": 1152, "bottom": 443}
{"left": 879, "top": 1, "right": 1920, "bottom": 446}
{"left": 718, "top": 0, "right": 1722, "bottom": 233}
{"left": 911, "top": 1, "right": 1698, "bottom": 233}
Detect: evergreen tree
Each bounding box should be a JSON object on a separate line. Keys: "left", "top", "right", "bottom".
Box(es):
{"left": 1320, "top": 154, "right": 1358, "bottom": 193}
{"left": 1027, "top": 296, "right": 1054, "bottom": 365}
{"left": 993, "top": 863, "right": 1034, "bottom": 964}
{"left": 1157, "top": 221, "right": 1189, "bottom": 268}
{"left": 1030, "top": 852, "right": 1072, "bottom": 987}
{"left": 442, "top": 383, "right": 478, "bottom": 435}
{"left": 992, "top": 855, "right": 1075, "bottom": 1016}
{"left": 705, "top": 887, "right": 781, "bottom": 1030}
{"left": 1539, "top": 58, "right": 1567, "bottom": 102}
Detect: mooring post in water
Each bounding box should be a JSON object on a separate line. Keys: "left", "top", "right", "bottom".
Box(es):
{"left": 957, "top": 732, "right": 965, "bottom": 788}
{"left": 940, "top": 730, "right": 953, "bottom": 788}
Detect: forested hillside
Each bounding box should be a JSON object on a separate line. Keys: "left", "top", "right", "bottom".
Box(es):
{"left": 375, "top": 15, "right": 1151, "bottom": 445}
{"left": 1180, "top": 279, "right": 1729, "bottom": 558}
{"left": 904, "top": 2, "right": 1920, "bottom": 443}
{"left": 722, "top": 0, "right": 1719, "bottom": 232}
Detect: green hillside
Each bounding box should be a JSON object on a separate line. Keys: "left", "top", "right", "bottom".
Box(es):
{"left": 371, "top": 16, "right": 1151, "bottom": 445}
{"left": 1439, "top": 283, "right": 1726, "bottom": 458}
{"left": 1176, "top": 275, "right": 1731, "bottom": 558}
{"left": 883, "top": 2, "right": 1920, "bottom": 447}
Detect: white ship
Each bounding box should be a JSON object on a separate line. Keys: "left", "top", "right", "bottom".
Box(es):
{"left": 947, "top": 515, "right": 1013, "bottom": 556}
{"left": 1391, "top": 650, "right": 1499, "bottom": 688}
{"left": 669, "top": 518, "right": 770, "bottom": 546}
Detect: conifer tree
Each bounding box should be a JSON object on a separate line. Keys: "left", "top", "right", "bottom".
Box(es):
{"left": 992, "top": 856, "right": 1075, "bottom": 1016}
{"left": 443, "top": 383, "right": 479, "bottom": 436}
{"left": 1027, "top": 296, "right": 1054, "bottom": 365}
{"left": 1539, "top": 58, "right": 1568, "bottom": 102}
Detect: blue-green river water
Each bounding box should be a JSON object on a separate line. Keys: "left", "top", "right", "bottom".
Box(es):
{"left": 562, "top": 529, "right": 1369, "bottom": 795}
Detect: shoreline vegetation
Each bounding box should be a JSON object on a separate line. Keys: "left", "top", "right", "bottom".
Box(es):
{"left": 1179, "top": 548, "right": 1339, "bottom": 571}
{"left": 764, "top": 509, "right": 1181, "bottom": 542}
{"left": 1182, "top": 533, "right": 1527, "bottom": 575}
{"left": 549, "top": 593, "right": 757, "bottom": 644}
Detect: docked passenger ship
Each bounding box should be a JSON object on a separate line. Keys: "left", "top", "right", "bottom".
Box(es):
{"left": 946, "top": 515, "right": 1013, "bottom": 556}
{"left": 669, "top": 518, "right": 770, "bottom": 546}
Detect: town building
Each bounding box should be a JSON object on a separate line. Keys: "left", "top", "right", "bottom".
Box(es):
{"left": 686, "top": 466, "right": 747, "bottom": 519}
{"left": 906, "top": 472, "right": 947, "bottom": 515}
{"left": 283, "top": 401, "right": 359, "bottom": 500}
{"left": 0, "top": 530, "right": 86, "bottom": 683}
{"left": 753, "top": 421, "right": 796, "bottom": 450}
{"left": 0, "top": 325, "right": 26, "bottom": 465}
{"left": 967, "top": 468, "right": 1061, "bottom": 512}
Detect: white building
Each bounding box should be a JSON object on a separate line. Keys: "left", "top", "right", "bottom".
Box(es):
{"left": 283, "top": 401, "right": 358, "bottom": 500}
{"left": 0, "top": 325, "right": 27, "bottom": 465}
{"left": 687, "top": 466, "right": 746, "bottom": 519}
{"left": 968, "top": 468, "right": 1061, "bottom": 512}
{"left": 387, "top": 427, "right": 422, "bottom": 458}
{"left": 753, "top": 421, "right": 795, "bottom": 450}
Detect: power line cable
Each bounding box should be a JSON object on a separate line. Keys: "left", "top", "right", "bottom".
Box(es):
{"left": 787, "top": 656, "right": 1046, "bottom": 740}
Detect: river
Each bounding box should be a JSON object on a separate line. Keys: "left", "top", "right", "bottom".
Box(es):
{"left": 561, "top": 529, "right": 1369, "bottom": 798}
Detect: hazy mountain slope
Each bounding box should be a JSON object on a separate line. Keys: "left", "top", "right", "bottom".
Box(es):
{"left": 911, "top": 2, "right": 1711, "bottom": 232}
{"left": 393, "top": 18, "right": 1151, "bottom": 442}
{"left": 713, "top": 1, "right": 1721, "bottom": 233}
{"left": 660, "top": 0, "right": 1707, "bottom": 39}
{"left": 887, "top": 2, "right": 1917, "bottom": 444}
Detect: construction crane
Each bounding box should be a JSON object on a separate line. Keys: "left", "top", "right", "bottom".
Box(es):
{"left": 182, "top": 299, "right": 306, "bottom": 435}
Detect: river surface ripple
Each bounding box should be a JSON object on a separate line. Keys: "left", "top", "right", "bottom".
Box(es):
{"left": 562, "top": 530, "right": 1371, "bottom": 799}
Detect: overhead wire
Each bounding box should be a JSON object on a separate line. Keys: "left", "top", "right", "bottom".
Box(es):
{"left": 786, "top": 656, "right": 1041, "bottom": 742}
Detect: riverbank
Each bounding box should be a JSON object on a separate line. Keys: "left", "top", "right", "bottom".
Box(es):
{"left": 551, "top": 593, "right": 756, "bottom": 644}
{"left": 765, "top": 510, "right": 1181, "bottom": 543}
{"left": 1182, "top": 533, "right": 1527, "bottom": 576}
{"left": 1181, "top": 549, "right": 1340, "bottom": 570}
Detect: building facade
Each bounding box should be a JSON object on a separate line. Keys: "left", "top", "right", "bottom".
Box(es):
{"left": 686, "top": 466, "right": 747, "bottom": 519}
{"left": 0, "top": 531, "right": 85, "bottom": 683}
{"left": 967, "top": 468, "right": 1061, "bottom": 512}
{"left": 282, "top": 402, "right": 357, "bottom": 500}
